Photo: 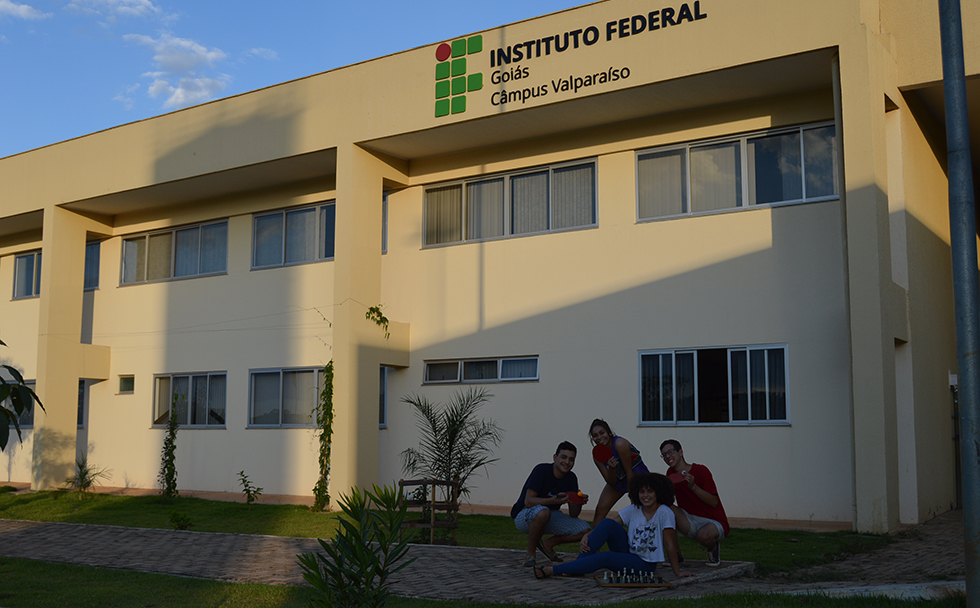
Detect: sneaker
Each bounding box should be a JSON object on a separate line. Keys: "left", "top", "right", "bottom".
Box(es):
{"left": 706, "top": 544, "right": 721, "bottom": 567}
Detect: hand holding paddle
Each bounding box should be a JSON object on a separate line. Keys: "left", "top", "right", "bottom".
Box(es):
{"left": 592, "top": 444, "right": 617, "bottom": 468}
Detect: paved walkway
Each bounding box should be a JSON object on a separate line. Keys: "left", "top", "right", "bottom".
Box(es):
{"left": 0, "top": 510, "right": 967, "bottom": 603}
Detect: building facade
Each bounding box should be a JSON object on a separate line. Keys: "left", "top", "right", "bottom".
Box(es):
{"left": 1, "top": 0, "right": 976, "bottom": 533}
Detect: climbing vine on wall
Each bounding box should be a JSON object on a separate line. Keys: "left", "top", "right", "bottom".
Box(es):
{"left": 312, "top": 360, "right": 335, "bottom": 511}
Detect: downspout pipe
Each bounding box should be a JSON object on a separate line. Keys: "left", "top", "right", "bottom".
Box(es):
{"left": 938, "top": 0, "right": 980, "bottom": 604}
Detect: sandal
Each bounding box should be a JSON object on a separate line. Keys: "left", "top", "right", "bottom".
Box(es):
{"left": 537, "top": 540, "right": 563, "bottom": 562}
{"left": 522, "top": 556, "right": 536, "bottom": 568}
{"left": 533, "top": 565, "right": 552, "bottom": 579}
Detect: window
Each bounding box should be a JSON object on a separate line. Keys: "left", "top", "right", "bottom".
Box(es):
{"left": 640, "top": 345, "right": 787, "bottom": 425}
{"left": 379, "top": 366, "right": 388, "bottom": 428}
{"left": 424, "top": 160, "right": 596, "bottom": 246}
{"left": 119, "top": 375, "right": 135, "bottom": 394}
{"left": 122, "top": 221, "right": 228, "bottom": 284}
{"left": 423, "top": 356, "right": 539, "bottom": 384}
{"left": 77, "top": 379, "right": 87, "bottom": 428}
{"left": 249, "top": 368, "right": 324, "bottom": 426}
{"left": 13, "top": 251, "right": 41, "bottom": 299}
{"left": 637, "top": 123, "right": 838, "bottom": 220}
{"left": 4, "top": 380, "right": 35, "bottom": 428}
{"left": 381, "top": 193, "right": 388, "bottom": 255}
{"left": 153, "top": 372, "right": 227, "bottom": 427}
{"left": 84, "top": 241, "right": 100, "bottom": 290}
{"left": 252, "top": 201, "right": 336, "bottom": 268}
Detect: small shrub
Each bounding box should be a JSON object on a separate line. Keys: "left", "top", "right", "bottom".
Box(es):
{"left": 169, "top": 511, "right": 192, "bottom": 530}
{"left": 62, "top": 455, "right": 110, "bottom": 498}
{"left": 238, "top": 470, "right": 263, "bottom": 505}
{"left": 0, "top": 485, "right": 18, "bottom": 493}
{"left": 298, "top": 484, "right": 415, "bottom": 608}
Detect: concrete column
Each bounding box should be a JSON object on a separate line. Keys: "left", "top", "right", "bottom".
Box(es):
{"left": 31, "top": 207, "right": 111, "bottom": 490}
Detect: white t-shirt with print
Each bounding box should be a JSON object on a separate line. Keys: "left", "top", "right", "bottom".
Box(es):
{"left": 618, "top": 503, "right": 675, "bottom": 563}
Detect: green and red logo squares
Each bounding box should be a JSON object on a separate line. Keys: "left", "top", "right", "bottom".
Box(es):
{"left": 435, "top": 35, "right": 482, "bottom": 118}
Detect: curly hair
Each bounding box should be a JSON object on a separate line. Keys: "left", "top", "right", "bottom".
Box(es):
{"left": 627, "top": 472, "right": 675, "bottom": 507}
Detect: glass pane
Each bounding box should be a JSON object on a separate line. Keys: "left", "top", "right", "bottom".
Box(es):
{"left": 379, "top": 367, "right": 387, "bottom": 426}
{"left": 466, "top": 179, "right": 504, "bottom": 239}
{"left": 13, "top": 254, "right": 35, "bottom": 298}
{"left": 122, "top": 238, "right": 146, "bottom": 284}
{"left": 697, "top": 348, "right": 729, "bottom": 423}
{"left": 200, "top": 223, "right": 228, "bottom": 274}
{"left": 676, "top": 353, "right": 695, "bottom": 421}
{"left": 147, "top": 232, "right": 173, "bottom": 280}
{"left": 282, "top": 370, "right": 315, "bottom": 425}
{"left": 253, "top": 214, "right": 284, "bottom": 267}
{"left": 425, "top": 185, "right": 462, "bottom": 245}
{"left": 748, "top": 132, "right": 802, "bottom": 204}
{"left": 84, "top": 242, "right": 100, "bottom": 290}
{"left": 511, "top": 171, "right": 549, "bottom": 234}
{"left": 660, "top": 356, "right": 674, "bottom": 421}
{"left": 730, "top": 350, "right": 748, "bottom": 420}
{"left": 638, "top": 149, "right": 687, "bottom": 218}
{"left": 425, "top": 362, "right": 459, "bottom": 382}
{"left": 34, "top": 253, "right": 41, "bottom": 295}
{"left": 640, "top": 354, "right": 662, "bottom": 422}
{"left": 174, "top": 227, "right": 201, "bottom": 277}
{"left": 171, "top": 376, "right": 189, "bottom": 425}
{"left": 119, "top": 376, "right": 135, "bottom": 393}
{"left": 691, "top": 142, "right": 742, "bottom": 212}
{"left": 463, "top": 360, "right": 498, "bottom": 380}
{"left": 208, "top": 374, "right": 226, "bottom": 425}
{"left": 190, "top": 375, "right": 208, "bottom": 425}
{"left": 250, "top": 372, "right": 281, "bottom": 425}
{"left": 750, "top": 349, "right": 768, "bottom": 420}
{"left": 501, "top": 358, "right": 538, "bottom": 379}
{"left": 154, "top": 377, "right": 170, "bottom": 425}
{"left": 320, "top": 204, "right": 336, "bottom": 259}
{"left": 552, "top": 163, "right": 595, "bottom": 229}
{"left": 17, "top": 381, "right": 36, "bottom": 427}
{"left": 78, "top": 379, "right": 85, "bottom": 427}
{"left": 768, "top": 348, "right": 787, "bottom": 420}
{"left": 804, "top": 126, "right": 838, "bottom": 198}
{"left": 285, "top": 208, "right": 317, "bottom": 264}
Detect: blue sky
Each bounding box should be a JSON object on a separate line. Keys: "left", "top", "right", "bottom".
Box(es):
{"left": 0, "top": 0, "right": 587, "bottom": 159}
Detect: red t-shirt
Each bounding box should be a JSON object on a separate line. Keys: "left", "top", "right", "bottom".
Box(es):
{"left": 668, "top": 463, "right": 730, "bottom": 536}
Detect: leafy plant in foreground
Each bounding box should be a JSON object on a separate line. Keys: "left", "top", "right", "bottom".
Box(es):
{"left": 298, "top": 484, "right": 415, "bottom": 608}
{"left": 0, "top": 338, "right": 43, "bottom": 451}
{"left": 238, "top": 470, "right": 263, "bottom": 505}
{"left": 62, "top": 455, "right": 110, "bottom": 498}
{"left": 400, "top": 387, "right": 503, "bottom": 499}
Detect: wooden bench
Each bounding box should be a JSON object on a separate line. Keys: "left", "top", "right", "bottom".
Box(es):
{"left": 398, "top": 478, "right": 459, "bottom": 545}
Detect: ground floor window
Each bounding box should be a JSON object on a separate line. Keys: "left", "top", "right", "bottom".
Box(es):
{"left": 154, "top": 372, "right": 227, "bottom": 427}
{"left": 639, "top": 345, "right": 787, "bottom": 425}
{"left": 249, "top": 367, "right": 323, "bottom": 427}
{"left": 4, "top": 379, "right": 35, "bottom": 428}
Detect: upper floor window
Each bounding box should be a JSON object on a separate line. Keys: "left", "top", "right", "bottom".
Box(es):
{"left": 640, "top": 345, "right": 787, "bottom": 425}
{"left": 637, "top": 123, "right": 838, "bottom": 220}
{"left": 84, "top": 241, "right": 100, "bottom": 291}
{"left": 122, "top": 221, "right": 228, "bottom": 285}
{"left": 153, "top": 372, "right": 227, "bottom": 427}
{"left": 424, "top": 356, "right": 539, "bottom": 384}
{"left": 249, "top": 367, "right": 323, "bottom": 427}
{"left": 13, "top": 251, "right": 41, "bottom": 299}
{"left": 252, "top": 201, "right": 336, "bottom": 269}
{"left": 424, "top": 160, "right": 596, "bottom": 246}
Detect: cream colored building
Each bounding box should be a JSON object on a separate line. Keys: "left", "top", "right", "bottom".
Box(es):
{"left": 1, "top": 0, "right": 976, "bottom": 533}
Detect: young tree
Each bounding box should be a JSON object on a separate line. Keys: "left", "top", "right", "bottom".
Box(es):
{"left": 0, "top": 339, "right": 43, "bottom": 452}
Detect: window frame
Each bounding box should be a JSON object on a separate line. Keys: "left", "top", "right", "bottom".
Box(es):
{"left": 12, "top": 250, "right": 41, "bottom": 300}
{"left": 121, "top": 220, "right": 228, "bottom": 285}
{"left": 423, "top": 356, "right": 540, "bottom": 385}
{"left": 152, "top": 371, "right": 228, "bottom": 428}
{"left": 638, "top": 344, "right": 789, "bottom": 427}
{"left": 247, "top": 367, "right": 323, "bottom": 428}
{"left": 84, "top": 241, "right": 101, "bottom": 291}
{"left": 422, "top": 158, "right": 597, "bottom": 247}
{"left": 636, "top": 122, "right": 838, "bottom": 222}
{"left": 251, "top": 201, "right": 337, "bottom": 269}
{"left": 119, "top": 375, "right": 135, "bottom": 395}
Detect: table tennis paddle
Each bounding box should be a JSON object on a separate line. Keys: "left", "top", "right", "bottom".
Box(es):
{"left": 565, "top": 491, "right": 586, "bottom": 504}
{"left": 668, "top": 472, "right": 686, "bottom": 484}
{"left": 592, "top": 443, "right": 640, "bottom": 465}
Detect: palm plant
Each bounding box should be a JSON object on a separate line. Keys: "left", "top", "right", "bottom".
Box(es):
{"left": 399, "top": 387, "right": 503, "bottom": 499}
{"left": 63, "top": 455, "right": 110, "bottom": 498}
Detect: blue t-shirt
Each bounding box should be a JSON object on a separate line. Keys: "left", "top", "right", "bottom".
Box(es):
{"left": 511, "top": 462, "right": 580, "bottom": 519}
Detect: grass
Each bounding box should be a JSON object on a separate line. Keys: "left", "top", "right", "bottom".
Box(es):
{"left": 0, "top": 557, "right": 966, "bottom": 608}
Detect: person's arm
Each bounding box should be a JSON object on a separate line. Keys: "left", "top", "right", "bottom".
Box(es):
{"left": 568, "top": 492, "right": 588, "bottom": 518}
{"left": 682, "top": 469, "right": 720, "bottom": 508}
{"left": 524, "top": 487, "right": 567, "bottom": 509}
{"left": 663, "top": 528, "right": 694, "bottom": 577}
{"left": 594, "top": 452, "right": 619, "bottom": 485}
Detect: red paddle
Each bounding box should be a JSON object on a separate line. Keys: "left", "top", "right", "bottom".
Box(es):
{"left": 668, "top": 471, "right": 686, "bottom": 484}
{"left": 593, "top": 444, "right": 640, "bottom": 465}
{"left": 565, "top": 491, "right": 586, "bottom": 504}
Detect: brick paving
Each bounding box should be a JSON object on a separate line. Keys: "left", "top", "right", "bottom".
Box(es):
{"left": 0, "top": 509, "right": 966, "bottom": 603}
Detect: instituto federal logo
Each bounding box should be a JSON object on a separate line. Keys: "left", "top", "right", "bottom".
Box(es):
{"left": 434, "top": 35, "right": 483, "bottom": 117}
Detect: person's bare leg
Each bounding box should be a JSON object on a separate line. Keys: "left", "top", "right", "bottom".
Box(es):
{"left": 526, "top": 508, "right": 552, "bottom": 561}
{"left": 591, "top": 484, "right": 624, "bottom": 527}
{"left": 696, "top": 522, "right": 720, "bottom": 551}
{"left": 669, "top": 505, "right": 692, "bottom": 536}
{"left": 541, "top": 526, "right": 589, "bottom": 554}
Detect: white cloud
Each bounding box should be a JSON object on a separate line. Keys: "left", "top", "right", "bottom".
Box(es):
{"left": 113, "top": 83, "right": 141, "bottom": 110}
{"left": 146, "top": 74, "right": 229, "bottom": 109}
{"left": 247, "top": 47, "right": 278, "bottom": 61}
{"left": 65, "top": 0, "right": 160, "bottom": 19}
{"left": 125, "top": 32, "right": 226, "bottom": 72}
{"left": 0, "top": 0, "right": 52, "bottom": 19}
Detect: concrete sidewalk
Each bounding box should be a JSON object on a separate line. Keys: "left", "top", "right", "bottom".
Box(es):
{"left": 0, "top": 487, "right": 967, "bottom": 603}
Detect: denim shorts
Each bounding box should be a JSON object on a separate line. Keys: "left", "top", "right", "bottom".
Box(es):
{"left": 513, "top": 505, "right": 591, "bottom": 536}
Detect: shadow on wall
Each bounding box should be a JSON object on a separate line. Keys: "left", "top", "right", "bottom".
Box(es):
{"left": 31, "top": 427, "right": 75, "bottom": 490}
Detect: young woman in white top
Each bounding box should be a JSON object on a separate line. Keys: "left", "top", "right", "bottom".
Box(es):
{"left": 534, "top": 472, "right": 693, "bottom": 579}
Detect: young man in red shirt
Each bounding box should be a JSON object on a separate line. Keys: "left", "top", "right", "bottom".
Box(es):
{"left": 660, "top": 439, "right": 730, "bottom": 567}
